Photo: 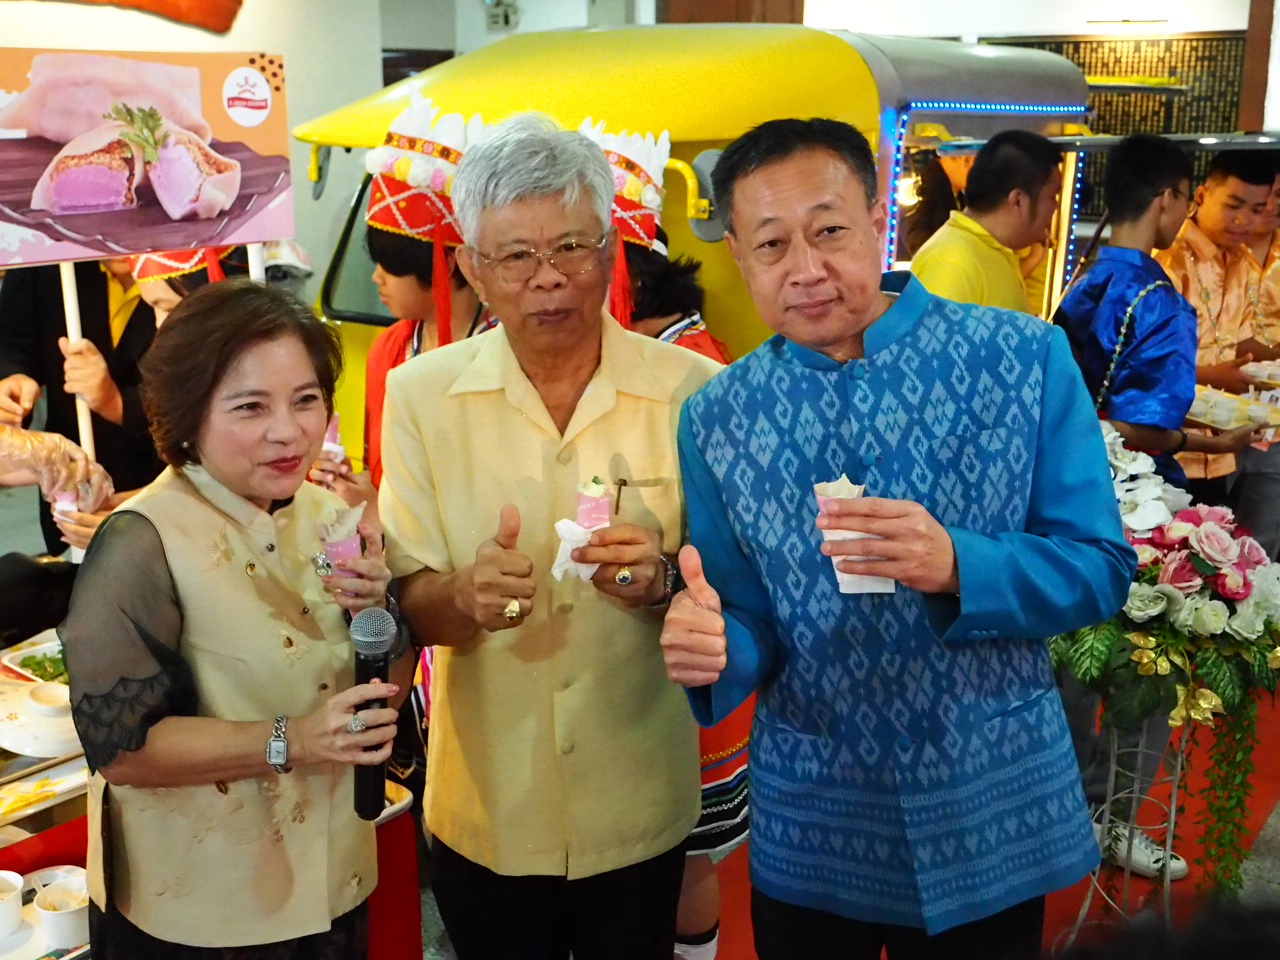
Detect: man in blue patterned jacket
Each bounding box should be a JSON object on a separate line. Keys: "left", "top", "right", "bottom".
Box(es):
{"left": 659, "top": 119, "right": 1135, "bottom": 960}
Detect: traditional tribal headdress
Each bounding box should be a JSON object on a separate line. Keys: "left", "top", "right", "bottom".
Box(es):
{"left": 128, "top": 246, "right": 234, "bottom": 283}
{"left": 578, "top": 120, "right": 671, "bottom": 330}
{"left": 365, "top": 91, "right": 485, "bottom": 345}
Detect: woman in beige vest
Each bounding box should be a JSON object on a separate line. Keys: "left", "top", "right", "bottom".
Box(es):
{"left": 61, "top": 279, "right": 410, "bottom": 959}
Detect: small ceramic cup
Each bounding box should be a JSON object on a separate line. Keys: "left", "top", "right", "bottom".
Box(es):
{"left": 35, "top": 876, "right": 89, "bottom": 949}
{"left": 1209, "top": 403, "right": 1238, "bottom": 428}
{"left": 0, "top": 869, "right": 24, "bottom": 939}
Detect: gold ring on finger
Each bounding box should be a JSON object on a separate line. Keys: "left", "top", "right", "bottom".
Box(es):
{"left": 614, "top": 565, "right": 633, "bottom": 586}
{"left": 503, "top": 598, "right": 522, "bottom": 622}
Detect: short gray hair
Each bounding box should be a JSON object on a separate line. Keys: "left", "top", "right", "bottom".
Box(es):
{"left": 452, "top": 112, "right": 615, "bottom": 245}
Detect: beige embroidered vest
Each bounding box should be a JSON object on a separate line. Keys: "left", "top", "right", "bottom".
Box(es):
{"left": 86, "top": 466, "right": 377, "bottom": 947}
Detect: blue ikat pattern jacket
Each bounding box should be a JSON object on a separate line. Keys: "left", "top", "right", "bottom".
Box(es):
{"left": 680, "top": 273, "right": 1135, "bottom": 934}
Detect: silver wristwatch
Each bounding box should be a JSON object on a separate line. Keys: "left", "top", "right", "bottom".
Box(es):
{"left": 266, "top": 715, "right": 291, "bottom": 773}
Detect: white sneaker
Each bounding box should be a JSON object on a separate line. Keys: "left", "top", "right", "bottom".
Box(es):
{"left": 1093, "top": 821, "right": 1189, "bottom": 880}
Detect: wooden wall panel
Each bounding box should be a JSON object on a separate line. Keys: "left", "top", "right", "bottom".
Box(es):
{"left": 657, "top": 0, "right": 802, "bottom": 24}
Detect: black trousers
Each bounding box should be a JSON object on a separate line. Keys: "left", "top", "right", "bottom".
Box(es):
{"left": 752, "top": 888, "right": 1045, "bottom": 960}
{"left": 1187, "top": 475, "right": 1235, "bottom": 508}
{"left": 432, "top": 837, "right": 685, "bottom": 960}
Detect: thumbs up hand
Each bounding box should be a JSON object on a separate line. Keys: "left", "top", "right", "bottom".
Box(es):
{"left": 660, "top": 545, "right": 728, "bottom": 687}
{"left": 454, "top": 504, "right": 537, "bottom": 631}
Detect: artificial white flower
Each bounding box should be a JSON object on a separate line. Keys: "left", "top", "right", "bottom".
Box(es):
{"left": 1190, "top": 598, "right": 1230, "bottom": 637}
{"left": 1226, "top": 598, "right": 1267, "bottom": 642}
{"left": 1153, "top": 583, "right": 1186, "bottom": 618}
{"left": 1124, "top": 582, "right": 1168, "bottom": 622}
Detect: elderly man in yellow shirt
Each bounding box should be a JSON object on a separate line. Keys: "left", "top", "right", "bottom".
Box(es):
{"left": 1156, "top": 150, "right": 1280, "bottom": 505}
{"left": 379, "top": 113, "right": 720, "bottom": 960}
{"left": 910, "top": 130, "right": 1062, "bottom": 316}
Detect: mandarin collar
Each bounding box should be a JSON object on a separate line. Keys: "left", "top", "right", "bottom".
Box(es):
{"left": 781, "top": 271, "right": 925, "bottom": 370}
{"left": 179, "top": 463, "right": 285, "bottom": 532}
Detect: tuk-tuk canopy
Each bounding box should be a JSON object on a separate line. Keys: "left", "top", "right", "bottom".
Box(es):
{"left": 292, "top": 23, "right": 1087, "bottom": 151}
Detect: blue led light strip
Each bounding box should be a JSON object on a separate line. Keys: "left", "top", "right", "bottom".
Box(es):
{"left": 884, "top": 110, "right": 913, "bottom": 267}
{"left": 1061, "top": 152, "right": 1086, "bottom": 288}
{"left": 910, "top": 100, "right": 1089, "bottom": 113}
{"left": 885, "top": 99, "right": 1090, "bottom": 267}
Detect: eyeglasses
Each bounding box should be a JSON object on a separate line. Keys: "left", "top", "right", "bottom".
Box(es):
{"left": 471, "top": 236, "right": 608, "bottom": 284}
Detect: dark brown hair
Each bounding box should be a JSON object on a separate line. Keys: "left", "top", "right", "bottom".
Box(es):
{"left": 140, "top": 278, "right": 344, "bottom": 468}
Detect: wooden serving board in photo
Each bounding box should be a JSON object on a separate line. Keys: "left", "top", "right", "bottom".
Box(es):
{"left": 0, "top": 136, "right": 289, "bottom": 257}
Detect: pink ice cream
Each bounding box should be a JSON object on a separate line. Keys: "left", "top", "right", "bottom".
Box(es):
{"left": 147, "top": 125, "right": 241, "bottom": 221}
{"left": 30, "top": 122, "right": 141, "bottom": 215}
{"left": 576, "top": 477, "right": 611, "bottom": 529}
{"left": 321, "top": 413, "right": 344, "bottom": 460}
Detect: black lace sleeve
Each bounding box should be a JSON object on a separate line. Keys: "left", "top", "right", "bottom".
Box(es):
{"left": 60, "top": 512, "right": 197, "bottom": 772}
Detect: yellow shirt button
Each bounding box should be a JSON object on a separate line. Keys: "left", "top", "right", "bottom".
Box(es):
{"left": 556, "top": 601, "right": 574, "bottom": 614}
{"left": 557, "top": 449, "right": 573, "bottom": 465}
{"left": 560, "top": 742, "right": 574, "bottom": 755}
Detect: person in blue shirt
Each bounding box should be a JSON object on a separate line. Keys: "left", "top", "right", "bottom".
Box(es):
{"left": 659, "top": 118, "right": 1135, "bottom": 960}
{"left": 1055, "top": 133, "right": 1260, "bottom": 489}
{"left": 1053, "top": 136, "right": 1262, "bottom": 884}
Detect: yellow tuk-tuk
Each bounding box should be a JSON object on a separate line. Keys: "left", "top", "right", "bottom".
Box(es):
{"left": 293, "top": 23, "right": 1089, "bottom": 465}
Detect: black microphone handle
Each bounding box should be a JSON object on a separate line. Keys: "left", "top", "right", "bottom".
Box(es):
{"left": 353, "top": 650, "right": 390, "bottom": 821}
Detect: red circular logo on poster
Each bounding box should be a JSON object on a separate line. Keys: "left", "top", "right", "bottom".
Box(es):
{"left": 223, "top": 67, "right": 272, "bottom": 128}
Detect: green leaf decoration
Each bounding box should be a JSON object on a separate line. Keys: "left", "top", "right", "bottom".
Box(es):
{"left": 1198, "top": 645, "right": 1245, "bottom": 711}
{"left": 1069, "top": 621, "right": 1121, "bottom": 685}
{"left": 1047, "top": 632, "right": 1074, "bottom": 668}
{"left": 1189, "top": 553, "right": 1217, "bottom": 577}
{"left": 103, "top": 102, "right": 169, "bottom": 163}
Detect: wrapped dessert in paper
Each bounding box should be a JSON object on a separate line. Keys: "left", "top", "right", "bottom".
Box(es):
{"left": 316, "top": 501, "right": 366, "bottom": 577}
{"left": 553, "top": 477, "right": 612, "bottom": 582}
{"left": 0, "top": 53, "right": 211, "bottom": 143}
{"left": 814, "top": 474, "right": 895, "bottom": 595}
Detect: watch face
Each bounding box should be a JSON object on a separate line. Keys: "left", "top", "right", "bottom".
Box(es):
{"left": 267, "top": 738, "right": 288, "bottom": 765}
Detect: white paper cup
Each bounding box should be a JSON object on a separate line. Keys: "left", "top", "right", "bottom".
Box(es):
{"left": 0, "top": 870, "right": 22, "bottom": 939}
{"left": 1248, "top": 403, "right": 1272, "bottom": 424}
{"left": 1209, "top": 403, "right": 1237, "bottom": 427}
{"left": 815, "top": 495, "right": 895, "bottom": 595}
{"left": 1189, "top": 398, "right": 1210, "bottom": 418}
{"left": 35, "top": 876, "right": 89, "bottom": 949}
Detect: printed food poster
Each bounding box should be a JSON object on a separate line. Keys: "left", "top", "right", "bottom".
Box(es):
{"left": 0, "top": 49, "right": 292, "bottom": 267}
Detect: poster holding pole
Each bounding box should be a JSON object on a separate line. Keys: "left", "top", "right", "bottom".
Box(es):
{"left": 247, "top": 241, "right": 266, "bottom": 282}
{"left": 55, "top": 262, "right": 95, "bottom": 461}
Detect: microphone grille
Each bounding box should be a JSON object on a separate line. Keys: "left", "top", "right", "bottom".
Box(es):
{"left": 351, "top": 606, "right": 398, "bottom": 656}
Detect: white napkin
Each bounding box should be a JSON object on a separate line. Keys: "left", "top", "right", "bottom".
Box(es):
{"left": 552, "top": 519, "right": 608, "bottom": 582}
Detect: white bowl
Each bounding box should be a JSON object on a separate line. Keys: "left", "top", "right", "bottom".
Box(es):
{"left": 34, "top": 876, "right": 88, "bottom": 950}
{"left": 0, "top": 681, "right": 81, "bottom": 759}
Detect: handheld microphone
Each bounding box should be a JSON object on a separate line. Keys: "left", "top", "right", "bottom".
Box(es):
{"left": 351, "top": 606, "right": 398, "bottom": 821}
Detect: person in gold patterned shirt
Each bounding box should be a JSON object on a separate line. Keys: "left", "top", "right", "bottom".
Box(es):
{"left": 1156, "top": 151, "right": 1280, "bottom": 504}
{"left": 1233, "top": 154, "right": 1280, "bottom": 555}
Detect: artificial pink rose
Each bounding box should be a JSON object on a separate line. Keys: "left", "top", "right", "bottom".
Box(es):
{"left": 1212, "top": 562, "right": 1253, "bottom": 601}
{"left": 1236, "top": 536, "right": 1269, "bottom": 572}
{"left": 1153, "top": 520, "right": 1198, "bottom": 548}
{"left": 1158, "top": 549, "right": 1204, "bottom": 595}
{"left": 1195, "top": 503, "right": 1236, "bottom": 529}
{"left": 1173, "top": 508, "right": 1205, "bottom": 528}
{"left": 1188, "top": 522, "right": 1241, "bottom": 568}
{"left": 1134, "top": 543, "right": 1163, "bottom": 568}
